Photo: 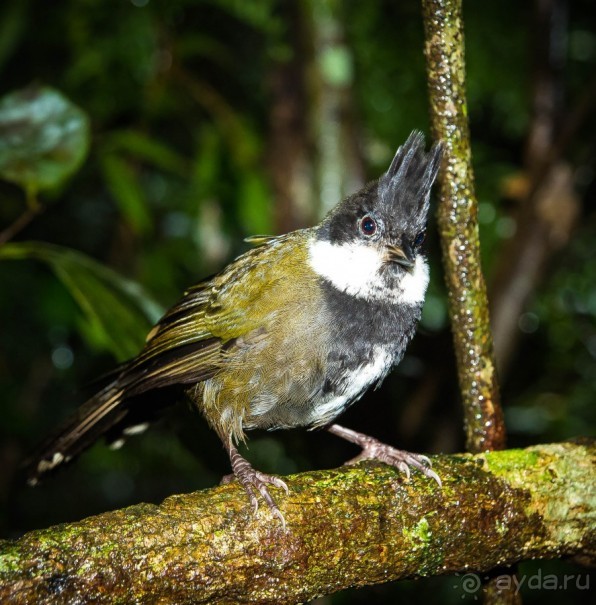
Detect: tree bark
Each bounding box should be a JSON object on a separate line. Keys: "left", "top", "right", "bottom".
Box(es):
{"left": 422, "top": 4, "right": 515, "bottom": 600}
{"left": 1, "top": 441, "right": 594, "bottom": 604}
{"left": 422, "top": 0, "right": 505, "bottom": 453}
{"left": 265, "top": 0, "right": 315, "bottom": 234}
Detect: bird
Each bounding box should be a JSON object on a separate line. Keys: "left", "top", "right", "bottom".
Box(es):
{"left": 26, "top": 131, "right": 443, "bottom": 526}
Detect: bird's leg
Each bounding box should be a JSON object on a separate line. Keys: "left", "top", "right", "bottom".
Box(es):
{"left": 327, "top": 424, "right": 442, "bottom": 486}
{"left": 221, "top": 440, "right": 289, "bottom": 528}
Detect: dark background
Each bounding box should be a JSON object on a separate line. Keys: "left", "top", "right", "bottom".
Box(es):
{"left": 0, "top": 1, "right": 594, "bottom": 603}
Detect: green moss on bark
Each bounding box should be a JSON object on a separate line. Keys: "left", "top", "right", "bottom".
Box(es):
{"left": 422, "top": 0, "right": 505, "bottom": 453}
{"left": 0, "top": 442, "right": 593, "bottom": 604}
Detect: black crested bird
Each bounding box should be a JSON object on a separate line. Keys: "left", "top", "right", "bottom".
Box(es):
{"left": 27, "top": 131, "right": 443, "bottom": 526}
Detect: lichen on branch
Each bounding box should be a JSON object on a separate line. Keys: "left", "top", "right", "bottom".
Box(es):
{"left": 422, "top": 0, "right": 505, "bottom": 452}
{"left": 1, "top": 441, "right": 594, "bottom": 605}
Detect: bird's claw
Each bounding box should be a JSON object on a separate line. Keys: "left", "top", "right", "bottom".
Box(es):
{"left": 348, "top": 438, "right": 442, "bottom": 487}
{"left": 243, "top": 471, "right": 288, "bottom": 530}
{"left": 224, "top": 457, "right": 289, "bottom": 529}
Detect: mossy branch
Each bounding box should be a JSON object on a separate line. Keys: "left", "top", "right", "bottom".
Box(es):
{"left": 1, "top": 441, "right": 594, "bottom": 604}
{"left": 422, "top": 0, "right": 505, "bottom": 452}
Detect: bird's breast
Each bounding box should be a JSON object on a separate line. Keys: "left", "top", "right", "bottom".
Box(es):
{"left": 306, "top": 344, "right": 395, "bottom": 428}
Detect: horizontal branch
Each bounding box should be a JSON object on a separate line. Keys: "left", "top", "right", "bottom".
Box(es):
{"left": 1, "top": 441, "right": 594, "bottom": 604}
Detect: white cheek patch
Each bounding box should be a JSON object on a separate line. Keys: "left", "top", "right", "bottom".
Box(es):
{"left": 308, "top": 239, "right": 430, "bottom": 305}
{"left": 398, "top": 255, "right": 429, "bottom": 305}
{"left": 308, "top": 240, "right": 384, "bottom": 299}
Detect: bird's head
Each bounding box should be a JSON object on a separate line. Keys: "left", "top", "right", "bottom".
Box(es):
{"left": 309, "top": 131, "right": 443, "bottom": 304}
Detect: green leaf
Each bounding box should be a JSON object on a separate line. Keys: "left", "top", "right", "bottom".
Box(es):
{"left": 104, "top": 130, "right": 190, "bottom": 178}
{"left": 0, "top": 242, "right": 163, "bottom": 360}
{"left": 0, "top": 86, "right": 90, "bottom": 193}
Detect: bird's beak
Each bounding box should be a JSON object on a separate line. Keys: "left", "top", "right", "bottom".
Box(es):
{"left": 386, "top": 243, "right": 415, "bottom": 269}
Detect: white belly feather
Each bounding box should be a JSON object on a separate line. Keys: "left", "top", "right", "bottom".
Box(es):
{"left": 308, "top": 345, "right": 394, "bottom": 428}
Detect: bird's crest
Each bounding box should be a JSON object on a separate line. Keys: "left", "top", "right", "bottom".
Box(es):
{"left": 378, "top": 131, "right": 443, "bottom": 216}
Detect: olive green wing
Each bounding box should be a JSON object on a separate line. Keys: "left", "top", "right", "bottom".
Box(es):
{"left": 121, "top": 280, "right": 229, "bottom": 395}
{"left": 121, "top": 231, "right": 306, "bottom": 396}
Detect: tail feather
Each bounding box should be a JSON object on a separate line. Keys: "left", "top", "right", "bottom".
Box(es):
{"left": 25, "top": 336, "right": 222, "bottom": 485}
{"left": 26, "top": 384, "right": 127, "bottom": 485}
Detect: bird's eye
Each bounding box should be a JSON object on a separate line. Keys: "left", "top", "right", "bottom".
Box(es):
{"left": 413, "top": 230, "right": 426, "bottom": 248}
{"left": 359, "top": 215, "right": 377, "bottom": 237}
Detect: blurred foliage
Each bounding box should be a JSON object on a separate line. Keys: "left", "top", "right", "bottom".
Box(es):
{"left": 0, "top": 0, "right": 595, "bottom": 603}
{"left": 0, "top": 86, "right": 90, "bottom": 195}
{"left": 0, "top": 241, "right": 162, "bottom": 360}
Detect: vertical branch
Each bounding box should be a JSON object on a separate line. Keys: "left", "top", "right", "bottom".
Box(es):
{"left": 421, "top": 0, "right": 505, "bottom": 453}
{"left": 266, "top": 0, "right": 365, "bottom": 229}
{"left": 266, "top": 0, "right": 316, "bottom": 233}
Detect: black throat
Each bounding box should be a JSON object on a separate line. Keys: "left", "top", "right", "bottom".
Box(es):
{"left": 321, "top": 280, "right": 422, "bottom": 365}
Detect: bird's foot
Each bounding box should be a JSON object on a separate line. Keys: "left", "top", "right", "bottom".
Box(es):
{"left": 347, "top": 440, "right": 442, "bottom": 486}
{"left": 328, "top": 424, "right": 442, "bottom": 487}
{"left": 223, "top": 445, "right": 289, "bottom": 529}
